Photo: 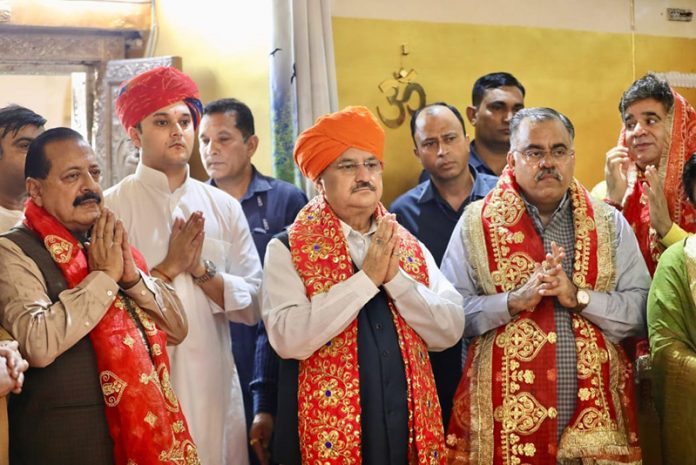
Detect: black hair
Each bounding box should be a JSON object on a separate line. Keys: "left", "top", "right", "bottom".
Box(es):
{"left": 25, "top": 127, "right": 85, "bottom": 179}
{"left": 619, "top": 73, "right": 674, "bottom": 116}
{"left": 471, "top": 72, "right": 526, "bottom": 107}
{"left": 682, "top": 153, "right": 696, "bottom": 205}
{"left": 410, "top": 102, "right": 467, "bottom": 144}
{"left": 0, "top": 105, "right": 46, "bottom": 157}
{"left": 203, "top": 98, "right": 255, "bottom": 140}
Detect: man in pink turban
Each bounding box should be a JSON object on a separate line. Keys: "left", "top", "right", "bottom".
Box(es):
{"left": 262, "top": 106, "right": 464, "bottom": 465}
{"left": 105, "top": 67, "right": 263, "bottom": 465}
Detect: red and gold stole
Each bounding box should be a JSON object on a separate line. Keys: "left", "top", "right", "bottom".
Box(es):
{"left": 23, "top": 200, "right": 199, "bottom": 465}
{"left": 289, "top": 195, "right": 445, "bottom": 465}
{"left": 621, "top": 90, "right": 696, "bottom": 276}
{"left": 446, "top": 169, "right": 641, "bottom": 465}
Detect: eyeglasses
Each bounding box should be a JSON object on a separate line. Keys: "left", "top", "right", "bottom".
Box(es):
{"left": 515, "top": 147, "right": 575, "bottom": 163}
{"left": 334, "top": 159, "right": 383, "bottom": 175}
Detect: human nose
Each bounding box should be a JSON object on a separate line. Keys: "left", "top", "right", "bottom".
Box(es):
{"left": 632, "top": 121, "right": 647, "bottom": 136}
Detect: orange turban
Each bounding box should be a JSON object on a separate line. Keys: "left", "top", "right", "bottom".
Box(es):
{"left": 294, "top": 106, "right": 385, "bottom": 180}
{"left": 115, "top": 67, "right": 203, "bottom": 133}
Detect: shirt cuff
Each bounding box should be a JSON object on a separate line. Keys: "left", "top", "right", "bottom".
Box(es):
{"left": 660, "top": 222, "right": 689, "bottom": 247}
{"left": 84, "top": 271, "right": 120, "bottom": 309}
{"left": 383, "top": 269, "right": 415, "bottom": 299}
{"left": 251, "top": 383, "right": 278, "bottom": 416}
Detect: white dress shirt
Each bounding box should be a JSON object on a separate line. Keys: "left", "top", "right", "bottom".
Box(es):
{"left": 105, "top": 163, "right": 262, "bottom": 465}
{"left": 262, "top": 218, "right": 464, "bottom": 360}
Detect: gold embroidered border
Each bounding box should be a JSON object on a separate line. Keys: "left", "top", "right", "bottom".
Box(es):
{"left": 463, "top": 200, "right": 497, "bottom": 295}
{"left": 471, "top": 331, "right": 495, "bottom": 465}
{"left": 591, "top": 198, "right": 618, "bottom": 292}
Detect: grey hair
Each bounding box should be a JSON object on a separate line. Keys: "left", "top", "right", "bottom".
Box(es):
{"left": 509, "top": 107, "right": 575, "bottom": 149}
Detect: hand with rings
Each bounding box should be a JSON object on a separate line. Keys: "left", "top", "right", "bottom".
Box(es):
{"left": 362, "top": 213, "right": 400, "bottom": 287}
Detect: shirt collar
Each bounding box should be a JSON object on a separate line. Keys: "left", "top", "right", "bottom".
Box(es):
{"left": 468, "top": 140, "right": 496, "bottom": 176}
{"left": 417, "top": 165, "right": 484, "bottom": 205}
{"left": 339, "top": 216, "right": 378, "bottom": 240}
{"left": 520, "top": 190, "right": 571, "bottom": 229}
{"left": 134, "top": 162, "right": 190, "bottom": 194}
{"left": 241, "top": 166, "right": 273, "bottom": 201}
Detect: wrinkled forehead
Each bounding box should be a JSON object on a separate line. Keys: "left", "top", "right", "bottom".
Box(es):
{"left": 512, "top": 118, "right": 571, "bottom": 148}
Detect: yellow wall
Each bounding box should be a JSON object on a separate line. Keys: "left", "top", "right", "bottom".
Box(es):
{"left": 333, "top": 17, "right": 696, "bottom": 205}
{"left": 153, "top": 0, "right": 272, "bottom": 179}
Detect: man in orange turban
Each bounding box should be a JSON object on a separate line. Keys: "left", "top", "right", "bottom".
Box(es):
{"left": 262, "top": 106, "right": 464, "bottom": 465}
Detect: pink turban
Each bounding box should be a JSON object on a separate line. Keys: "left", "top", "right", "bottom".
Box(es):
{"left": 294, "top": 106, "right": 385, "bottom": 180}
{"left": 115, "top": 67, "right": 202, "bottom": 132}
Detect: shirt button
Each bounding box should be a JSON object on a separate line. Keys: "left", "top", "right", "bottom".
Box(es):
{"left": 84, "top": 321, "right": 90, "bottom": 327}
{"left": 382, "top": 350, "right": 389, "bottom": 358}
{"left": 140, "top": 290, "right": 147, "bottom": 296}
{"left": 161, "top": 307, "right": 167, "bottom": 312}
{"left": 375, "top": 323, "right": 383, "bottom": 330}
{"left": 107, "top": 290, "right": 114, "bottom": 297}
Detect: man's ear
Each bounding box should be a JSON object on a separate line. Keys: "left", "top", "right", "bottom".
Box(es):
{"left": 245, "top": 135, "right": 260, "bottom": 158}
{"left": 314, "top": 177, "right": 325, "bottom": 195}
{"left": 506, "top": 151, "right": 516, "bottom": 169}
{"left": 128, "top": 126, "right": 143, "bottom": 149}
{"left": 26, "top": 178, "right": 43, "bottom": 207}
{"left": 466, "top": 105, "right": 478, "bottom": 125}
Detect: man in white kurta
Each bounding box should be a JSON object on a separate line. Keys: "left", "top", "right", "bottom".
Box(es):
{"left": 105, "top": 67, "right": 262, "bottom": 465}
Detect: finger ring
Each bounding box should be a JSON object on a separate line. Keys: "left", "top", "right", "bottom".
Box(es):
{"left": 249, "top": 438, "right": 259, "bottom": 446}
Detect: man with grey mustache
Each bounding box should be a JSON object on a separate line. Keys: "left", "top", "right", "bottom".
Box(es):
{"left": 441, "top": 107, "right": 649, "bottom": 463}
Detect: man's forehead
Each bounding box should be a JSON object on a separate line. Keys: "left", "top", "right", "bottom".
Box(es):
{"left": 517, "top": 119, "right": 570, "bottom": 142}
{"left": 624, "top": 98, "right": 667, "bottom": 119}
{"left": 481, "top": 86, "right": 524, "bottom": 103}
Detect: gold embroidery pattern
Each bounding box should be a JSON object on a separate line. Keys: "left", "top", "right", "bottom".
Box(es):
{"left": 494, "top": 392, "right": 555, "bottom": 435}
{"left": 158, "top": 363, "right": 180, "bottom": 413}
{"left": 123, "top": 334, "right": 135, "bottom": 349}
{"left": 159, "top": 438, "right": 200, "bottom": 464}
{"left": 144, "top": 411, "right": 157, "bottom": 427}
{"left": 44, "top": 234, "right": 73, "bottom": 264}
{"left": 495, "top": 319, "right": 553, "bottom": 363}
{"left": 152, "top": 343, "right": 162, "bottom": 356}
{"left": 100, "top": 370, "right": 127, "bottom": 407}
{"left": 463, "top": 201, "right": 497, "bottom": 295}
{"left": 569, "top": 182, "right": 595, "bottom": 290}
{"left": 591, "top": 199, "right": 617, "bottom": 292}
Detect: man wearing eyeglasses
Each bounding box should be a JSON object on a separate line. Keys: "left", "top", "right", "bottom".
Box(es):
{"left": 262, "top": 106, "right": 464, "bottom": 465}
{"left": 442, "top": 107, "right": 649, "bottom": 463}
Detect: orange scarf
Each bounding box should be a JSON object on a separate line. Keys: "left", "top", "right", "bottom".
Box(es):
{"left": 621, "top": 90, "right": 696, "bottom": 275}
{"left": 289, "top": 195, "right": 445, "bottom": 465}
{"left": 23, "top": 200, "right": 199, "bottom": 465}
{"left": 446, "top": 169, "right": 640, "bottom": 465}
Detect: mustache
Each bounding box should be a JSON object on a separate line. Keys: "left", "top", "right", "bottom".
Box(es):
{"left": 73, "top": 191, "right": 102, "bottom": 207}
{"left": 535, "top": 168, "right": 562, "bottom": 182}
{"left": 352, "top": 181, "right": 376, "bottom": 192}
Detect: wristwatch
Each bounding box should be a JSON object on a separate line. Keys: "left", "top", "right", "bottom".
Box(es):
{"left": 574, "top": 288, "right": 591, "bottom": 313}
{"left": 193, "top": 259, "right": 217, "bottom": 285}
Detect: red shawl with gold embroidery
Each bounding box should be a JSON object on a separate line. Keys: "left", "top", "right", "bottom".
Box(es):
{"left": 23, "top": 200, "right": 199, "bottom": 465}
{"left": 288, "top": 195, "right": 445, "bottom": 465}
{"left": 446, "top": 169, "right": 640, "bottom": 465}
{"left": 621, "top": 90, "right": 696, "bottom": 275}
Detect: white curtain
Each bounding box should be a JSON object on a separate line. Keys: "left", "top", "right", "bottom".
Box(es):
{"left": 269, "top": 0, "right": 338, "bottom": 193}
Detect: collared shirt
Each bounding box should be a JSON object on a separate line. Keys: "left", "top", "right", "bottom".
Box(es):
{"left": 105, "top": 163, "right": 262, "bottom": 465}
{"left": 441, "top": 191, "right": 650, "bottom": 344}
{"left": 0, "top": 206, "right": 22, "bottom": 233}
{"left": 210, "top": 167, "right": 307, "bottom": 417}
{"left": 468, "top": 139, "right": 497, "bottom": 177}
{"left": 209, "top": 166, "right": 307, "bottom": 262}
{"left": 262, "top": 218, "right": 465, "bottom": 360}
{"left": 390, "top": 166, "right": 497, "bottom": 265}
{"left": 441, "top": 188, "right": 650, "bottom": 442}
